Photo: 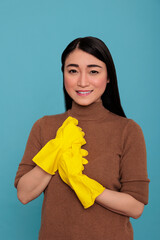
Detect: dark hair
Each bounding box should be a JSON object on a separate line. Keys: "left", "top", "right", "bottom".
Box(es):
{"left": 61, "top": 36, "right": 126, "bottom": 118}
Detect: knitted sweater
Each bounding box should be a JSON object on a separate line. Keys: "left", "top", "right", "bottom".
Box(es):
{"left": 14, "top": 101, "right": 150, "bottom": 240}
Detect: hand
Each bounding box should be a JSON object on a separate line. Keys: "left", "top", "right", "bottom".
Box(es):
{"left": 58, "top": 145, "right": 105, "bottom": 209}
{"left": 32, "top": 116, "right": 86, "bottom": 175}
{"left": 58, "top": 144, "right": 88, "bottom": 186}
{"left": 56, "top": 116, "right": 86, "bottom": 151}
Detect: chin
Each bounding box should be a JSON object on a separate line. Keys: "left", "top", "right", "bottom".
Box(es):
{"left": 74, "top": 100, "right": 96, "bottom": 106}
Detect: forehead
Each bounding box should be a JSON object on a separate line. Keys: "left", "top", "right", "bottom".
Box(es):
{"left": 65, "top": 49, "right": 105, "bottom": 66}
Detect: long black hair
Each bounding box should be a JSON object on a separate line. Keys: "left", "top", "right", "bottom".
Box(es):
{"left": 61, "top": 36, "right": 126, "bottom": 118}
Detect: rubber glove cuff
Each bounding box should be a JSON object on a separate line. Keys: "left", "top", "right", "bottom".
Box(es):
{"left": 59, "top": 170, "right": 105, "bottom": 209}
{"left": 32, "top": 138, "right": 62, "bottom": 175}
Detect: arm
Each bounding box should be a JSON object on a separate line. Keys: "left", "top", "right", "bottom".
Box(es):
{"left": 95, "top": 188, "right": 144, "bottom": 219}
{"left": 57, "top": 119, "right": 149, "bottom": 212}
{"left": 95, "top": 120, "right": 150, "bottom": 218}
{"left": 15, "top": 118, "right": 50, "bottom": 204}
{"left": 16, "top": 116, "right": 85, "bottom": 205}
{"left": 17, "top": 166, "right": 52, "bottom": 204}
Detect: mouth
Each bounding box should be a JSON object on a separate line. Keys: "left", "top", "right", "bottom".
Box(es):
{"left": 76, "top": 90, "right": 93, "bottom": 96}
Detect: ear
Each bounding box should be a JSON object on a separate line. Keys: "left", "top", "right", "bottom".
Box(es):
{"left": 107, "top": 78, "right": 110, "bottom": 83}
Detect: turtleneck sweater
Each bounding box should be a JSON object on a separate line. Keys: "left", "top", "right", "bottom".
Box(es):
{"left": 14, "top": 101, "right": 150, "bottom": 240}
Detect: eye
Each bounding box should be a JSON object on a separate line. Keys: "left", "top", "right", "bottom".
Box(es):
{"left": 90, "top": 70, "right": 99, "bottom": 74}
{"left": 68, "top": 69, "right": 77, "bottom": 74}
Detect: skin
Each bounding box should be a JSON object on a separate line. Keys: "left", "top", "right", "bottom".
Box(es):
{"left": 64, "top": 48, "right": 110, "bottom": 106}
{"left": 17, "top": 48, "right": 144, "bottom": 219}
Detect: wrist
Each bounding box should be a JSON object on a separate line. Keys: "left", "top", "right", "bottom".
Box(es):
{"left": 69, "top": 174, "right": 105, "bottom": 209}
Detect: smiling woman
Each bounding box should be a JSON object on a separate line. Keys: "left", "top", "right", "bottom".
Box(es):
{"left": 14, "top": 36, "right": 150, "bottom": 240}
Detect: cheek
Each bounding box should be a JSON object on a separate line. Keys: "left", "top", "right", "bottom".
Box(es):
{"left": 64, "top": 75, "right": 73, "bottom": 89}
{"left": 64, "top": 75, "right": 76, "bottom": 95}
{"left": 93, "top": 77, "right": 107, "bottom": 91}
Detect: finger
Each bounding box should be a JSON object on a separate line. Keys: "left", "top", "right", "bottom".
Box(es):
{"left": 82, "top": 157, "right": 88, "bottom": 165}
{"left": 57, "top": 117, "right": 79, "bottom": 133}
{"left": 80, "top": 149, "right": 88, "bottom": 157}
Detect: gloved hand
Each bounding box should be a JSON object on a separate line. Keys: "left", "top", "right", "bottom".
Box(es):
{"left": 58, "top": 145, "right": 105, "bottom": 209}
{"left": 32, "top": 116, "right": 86, "bottom": 175}
{"left": 55, "top": 117, "right": 86, "bottom": 151}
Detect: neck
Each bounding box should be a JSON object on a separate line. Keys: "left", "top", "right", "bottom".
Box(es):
{"left": 67, "top": 100, "right": 109, "bottom": 121}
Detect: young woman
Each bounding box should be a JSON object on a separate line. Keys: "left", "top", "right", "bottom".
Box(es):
{"left": 14, "top": 36, "right": 150, "bottom": 240}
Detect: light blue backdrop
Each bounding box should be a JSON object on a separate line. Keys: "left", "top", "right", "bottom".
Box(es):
{"left": 1, "top": 0, "right": 159, "bottom": 239}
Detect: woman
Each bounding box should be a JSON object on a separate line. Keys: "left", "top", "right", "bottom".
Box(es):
{"left": 14, "top": 36, "right": 150, "bottom": 240}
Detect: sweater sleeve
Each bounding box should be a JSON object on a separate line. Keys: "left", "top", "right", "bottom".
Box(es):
{"left": 119, "top": 119, "right": 150, "bottom": 205}
{"left": 14, "top": 118, "right": 43, "bottom": 188}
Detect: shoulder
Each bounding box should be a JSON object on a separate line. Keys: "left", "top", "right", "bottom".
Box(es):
{"left": 30, "top": 112, "right": 69, "bottom": 144}
{"left": 122, "top": 118, "right": 144, "bottom": 137}
{"left": 39, "top": 112, "right": 68, "bottom": 125}
{"left": 108, "top": 110, "right": 143, "bottom": 132}
{"left": 105, "top": 111, "right": 145, "bottom": 143}
{"left": 120, "top": 118, "right": 145, "bottom": 150}
{"left": 33, "top": 111, "right": 69, "bottom": 130}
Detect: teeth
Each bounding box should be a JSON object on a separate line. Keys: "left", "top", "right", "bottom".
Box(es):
{"left": 77, "top": 91, "right": 92, "bottom": 94}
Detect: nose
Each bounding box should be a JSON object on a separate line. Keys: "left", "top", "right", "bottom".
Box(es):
{"left": 77, "top": 72, "right": 90, "bottom": 87}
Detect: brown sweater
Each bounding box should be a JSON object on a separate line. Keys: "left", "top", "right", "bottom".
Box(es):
{"left": 14, "top": 101, "right": 150, "bottom": 240}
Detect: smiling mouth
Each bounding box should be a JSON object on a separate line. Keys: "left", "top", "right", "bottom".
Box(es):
{"left": 76, "top": 90, "right": 93, "bottom": 96}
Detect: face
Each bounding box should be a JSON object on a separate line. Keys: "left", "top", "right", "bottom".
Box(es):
{"left": 64, "top": 49, "right": 109, "bottom": 106}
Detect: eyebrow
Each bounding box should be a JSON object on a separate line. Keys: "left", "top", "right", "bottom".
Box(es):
{"left": 66, "top": 64, "right": 102, "bottom": 68}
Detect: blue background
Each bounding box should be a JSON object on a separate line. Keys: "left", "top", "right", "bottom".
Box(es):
{"left": 1, "top": 0, "right": 159, "bottom": 239}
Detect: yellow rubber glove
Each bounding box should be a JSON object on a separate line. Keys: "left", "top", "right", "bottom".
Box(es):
{"left": 55, "top": 117, "right": 86, "bottom": 151}
{"left": 58, "top": 145, "right": 105, "bottom": 209}
{"left": 32, "top": 116, "right": 86, "bottom": 175}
